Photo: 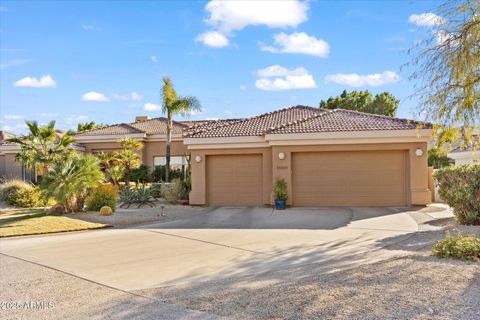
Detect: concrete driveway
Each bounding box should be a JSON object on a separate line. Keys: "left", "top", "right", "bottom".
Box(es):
{"left": 0, "top": 207, "right": 419, "bottom": 291}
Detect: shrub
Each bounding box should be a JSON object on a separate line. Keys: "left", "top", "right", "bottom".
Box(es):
{"left": 0, "top": 179, "right": 33, "bottom": 202}
{"left": 86, "top": 184, "right": 118, "bottom": 212}
{"left": 130, "top": 164, "right": 149, "bottom": 183}
{"left": 151, "top": 166, "right": 183, "bottom": 182}
{"left": 163, "top": 179, "right": 182, "bottom": 204}
{"left": 8, "top": 187, "right": 43, "bottom": 208}
{"left": 99, "top": 206, "right": 113, "bottom": 216}
{"left": 119, "top": 185, "right": 156, "bottom": 208}
{"left": 434, "top": 164, "right": 480, "bottom": 225}
{"left": 150, "top": 183, "right": 163, "bottom": 198}
{"left": 432, "top": 232, "right": 480, "bottom": 261}
{"left": 273, "top": 179, "right": 288, "bottom": 201}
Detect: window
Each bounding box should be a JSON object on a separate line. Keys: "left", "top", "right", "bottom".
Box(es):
{"left": 153, "top": 156, "right": 187, "bottom": 177}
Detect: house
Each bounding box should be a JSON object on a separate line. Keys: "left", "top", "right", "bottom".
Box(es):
{"left": 74, "top": 116, "right": 239, "bottom": 173}
{"left": 1, "top": 106, "right": 433, "bottom": 207}
{"left": 447, "top": 133, "right": 479, "bottom": 165}
{"left": 184, "top": 106, "right": 433, "bottom": 207}
{"left": 0, "top": 131, "right": 30, "bottom": 179}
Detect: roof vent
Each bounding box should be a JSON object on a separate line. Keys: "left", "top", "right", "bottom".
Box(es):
{"left": 135, "top": 116, "right": 150, "bottom": 122}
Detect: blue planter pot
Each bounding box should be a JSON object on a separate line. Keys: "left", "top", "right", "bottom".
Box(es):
{"left": 275, "top": 199, "right": 286, "bottom": 210}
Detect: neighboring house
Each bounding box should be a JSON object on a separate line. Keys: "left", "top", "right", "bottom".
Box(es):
{"left": 0, "top": 131, "right": 35, "bottom": 180}
{"left": 184, "top": 106, "right": 433, "bottom": 207}
{"left": 447, "top": 134, "right": 479, "bottom": 165}
{"left": 74, "top": 116, "right": 238, "bottom": 173}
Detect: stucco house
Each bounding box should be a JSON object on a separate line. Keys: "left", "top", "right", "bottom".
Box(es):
{"left": 184, "top": 106, "right": 432, "bottom": 207}
{"left": 447, "top": 133, "right": 479, "bottom": 165}
{"left": 0, "top": 106, "right": 433, "bottom": 207}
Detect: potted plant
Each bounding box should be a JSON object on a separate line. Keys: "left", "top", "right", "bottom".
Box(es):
{"left": 273, "top": 179, "right": 288, "bottom": 210}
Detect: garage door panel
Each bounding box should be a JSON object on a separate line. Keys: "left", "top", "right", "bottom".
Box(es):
{"left": 207, "top": 154, "right": 263, "bottom": 206}
{"left": 292, "top": 150, "right": 407, "bottom": 207}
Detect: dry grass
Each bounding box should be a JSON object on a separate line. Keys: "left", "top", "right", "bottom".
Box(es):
{"left": 0, "top": 207, "right": 107, "bottom": 237}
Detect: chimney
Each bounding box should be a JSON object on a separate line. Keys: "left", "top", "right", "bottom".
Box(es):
{"left": 135, "top": 116, "right": 150, "bottom": 122}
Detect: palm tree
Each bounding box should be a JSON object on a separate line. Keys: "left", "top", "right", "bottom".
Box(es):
{"left": 41, "top": 154, "right": 104, "bottom": 212}
{"left": 8, "top": 120, "right": 74, "bottom": 176}
{"left": 116, "top": 137, "right": 143, "bottom": 186}
{"left": 77, "top": 121, "right": 102, "bottom": 133}
{"left": 161, "top": 77, "right": 201, "bottom": 182}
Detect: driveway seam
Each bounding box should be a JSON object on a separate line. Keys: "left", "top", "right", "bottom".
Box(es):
{"left": 141, "top": 229, "right": 276, "bottom": 256}
{"left": 0, "top": 252, "right": 156, "bottom": 301}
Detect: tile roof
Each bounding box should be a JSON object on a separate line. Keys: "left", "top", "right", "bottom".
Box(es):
{"left": 450, "top": 134, "right": 479, "bottom": 153}
{"left": 185, "top": 106, "right": 322, "bottom": 138}
{"left": 185, "top": 106, "right": 432, "bottom": 138}
{"left": 271, "top": 109, "right": 432, "bottom": 134}
{"left": 75, "top": 123, "right": 145, "bottom": 137}
{"left": 129, "top": 117, "right": 187, "bottom": 135}
{"left": 0, "top": 131, "right": 15, "bottom": 143}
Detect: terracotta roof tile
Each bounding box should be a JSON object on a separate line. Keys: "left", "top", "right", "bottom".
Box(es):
{"left": 129, "top": 117, "right": 187, "bottom": 135}
{"left": 271, "top": 109, "right": 432, "bottom": 134}
{"left": 186, "top": 106, "right": 322, "bottom": 138}
{"left": 75, "top": 123, "right": 145, "bottom": 136}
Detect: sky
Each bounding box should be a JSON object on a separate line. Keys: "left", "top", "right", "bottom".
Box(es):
{"left": 0, "top": 0, "right": 445, "bottom": 134}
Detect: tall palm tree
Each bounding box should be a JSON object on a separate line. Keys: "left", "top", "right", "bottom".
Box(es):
{"left": 8, "top": 120, "right": 74, "bottom": 175}
{"left": 161, "top": 77, "right": 201, "bottom": 182}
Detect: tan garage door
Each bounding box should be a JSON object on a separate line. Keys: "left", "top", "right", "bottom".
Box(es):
{"left": 292, "top": 150, "right": 407, "bottom": 206}
{"left": 207, "top": 154, "right": 263, "bottom": 206}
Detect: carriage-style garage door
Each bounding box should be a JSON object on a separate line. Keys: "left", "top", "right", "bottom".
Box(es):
{"left": 292, "top": 150, "right": 407, "bottom": 207}
{"left": 206, "top": 154, "right": 263, "bottom": 206}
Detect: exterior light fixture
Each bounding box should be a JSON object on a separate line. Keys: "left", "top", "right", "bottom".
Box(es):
{"left": 195, "top": 155, "right": 202, "bottom": 163}
{"left": 415, "top": 148, "right": 424, "bottom": 157}
{"left": 278, "top": 152, "right": 286, "bottom": 160}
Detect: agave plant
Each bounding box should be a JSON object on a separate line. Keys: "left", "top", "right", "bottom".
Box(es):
{"left": 119, "top": 187, "right": 138, "bottom": 208}
{"left": 119, "top": 184, "right": 157, "bottom": 208}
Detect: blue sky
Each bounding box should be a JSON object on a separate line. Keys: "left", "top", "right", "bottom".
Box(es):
{"left": 0, "top": 0, "right": 444, "bottom": 134}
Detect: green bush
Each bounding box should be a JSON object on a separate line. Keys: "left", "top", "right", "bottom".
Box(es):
{"left": 0, "top": 179, "right": 33, "bottom": 203}
{"left": 432, "top": 232, "right": 480, "bottom": 261}
{"left": 119, "top": 185, "right": 156, "bottom": 208}
{"left": 130, "top": 164, "right": 149, "bottom": 183}
{"left": 434, "top": 164, "right": 480, "bottom": 225}
{"left": 99, "top": 206, "right": 113, "bottom": 216}
{"left": 8, "top": 187, "right": 44, "bottom": 208}
{"left": 151, "top": 166, "right": 183, "bottom": 182}
{"left": 86, "top": 184, "right": 118, "bottom": 212}
{"left": 273, "top": 179, "right": 288, "bottom": 201}
{"left": 164, "top": 179, "right": 182, "bottom": 204}
{"left": 150, "top": 183, "right": 163, "bottom": 198}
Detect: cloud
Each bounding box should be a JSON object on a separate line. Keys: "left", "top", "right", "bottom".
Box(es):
{"left": 195, "top": 31, "right": 229, "bottom": 48}
{"left": 408, "top": 13, "right": 445, "bottom": 26}
{"left": 256, "top": 65, "right": 308, "bottom": 78}
{"left": 239, "top": 85, "right": 247, "bottom": 91}
{"left": 144, "top": 102, "right": 162, "bottom": 111}
{"left": 13, "top": 75, "right": 57, "bottom": 88}
{"left": 260, "top": 32, "right": 329, "bottom": 58}
{"left": 325, "top": 71, "right": 400, "bottom": 87}
{"left": 65, "top": 114, "right": 88, "bottom": 124}
{"left": 151, "top": 55, "right": 158, "bottom": 63}
{"left": 0, "top": 59, "right": 31, "bottom": 70}
{"left": 130, "top": 92, "right": 142, "bottom": 101}
{"left": 255, "top": 65, "right": 316, "bottom": 91}
{"left": 110, "top": 92, "right": 143, "bottom": 101}
{"left": 81, "top": 91, "right": 110, "bottom": 102}
{"left": 205, "top": 0, "right": 308, "bottom": 33}
{"left": 81, "top": 24, "right": 99, "bottom": 31}
{"left": 39, "top": 112, "right": 58, "bottom": 118}
{"left": 3, "top": 115, "right": 24, "bottom": 120}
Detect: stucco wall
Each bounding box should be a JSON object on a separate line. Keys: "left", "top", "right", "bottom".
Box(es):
{"left": 0, "top": 154, "right": 24, "bottom": 179}
{"left": 189, "top": 142, "right": 431, "bottom": 207}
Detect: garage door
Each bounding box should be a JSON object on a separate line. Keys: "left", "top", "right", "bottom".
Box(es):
{"left": 207, "top": 154, "right": 263, "bottom": 206}
{"left": 292, "top": 150, "right": 407, "bottom": 206}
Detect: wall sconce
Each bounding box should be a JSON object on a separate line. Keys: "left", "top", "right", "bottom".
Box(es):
{"left": 415, "top": 148, "right": 424, "bottom": 157}
{"left": 278, "top": 152, "right": 286, "bottom": 160}
{"left": 195, "top": 155, "right": 202, "bottom": 163}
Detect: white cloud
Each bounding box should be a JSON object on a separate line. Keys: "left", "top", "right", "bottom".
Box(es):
{"left": 13, "top": 75, "right": 57, "bottom": 88}
{"left": 239, "top": 85, "right": 247, "bottom": 91}
{"left": 1, "top": 125, "right": 15, "bottom": 131}
{"left": 3, "top": 115, "right": 24, "bottom": 120}
{"left": 81, "top": 24, "right": 99, "bottom": 31}
{"left": 204, "top": 0, "right": 308, "bottom": 33}
{"left": 81, "top": 91, "right": 110, "bottom": 102}
{"left": 144, "top": 102, "right": 162, "bottom": 111}
{"left": 260, "top": 32, "right": 329, "bottom": 58}
{"left": 325, "top": 71, "right": 400, "bottom": 87}
{"left": 130, "top": 92, "right": 142, "bottom": 101}
{"left": 195, "top": 31, "right": 229, "bottom": 48}
{"left": 65, "top": 114, "right": 88, "bottom": 124}
{"left": 408, "top": 13, "right": 445, "bottom": 26}
{"left": 39, "top": 112, "right": 58, "bottom": 118}
{"left": 151, "top": 55, "right": 158, "bottom": 63}
{"left": 255, "top": 65, "right": 316, "bottom": 91}
{"left": 256, "top": 65, "right": 308, "bottom": 78}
